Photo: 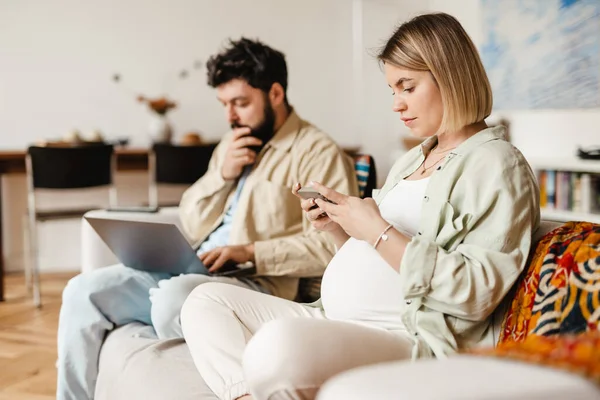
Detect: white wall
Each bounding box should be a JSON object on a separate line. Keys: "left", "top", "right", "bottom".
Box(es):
{"left": 429, "top": 0, "right": 600, "bottom": 160}
{"left": 0, "top": 0, "right": 359, "bottom": 148}
{"left": 356, "top": 0, "right": 430, "bottom": 175}
{"left": 5, "top": 0, "right": 594, "bottom": 273}
{"left": 0, "top": 0, "right": 416, "bottom": 272}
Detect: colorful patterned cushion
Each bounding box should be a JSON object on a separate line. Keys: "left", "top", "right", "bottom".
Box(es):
{"left": 471, "top": 331, "right": 600, "bottom": 385}
{"left": 500, "top": 221, "right": 600, "bottom": 343}
{"left": 468, "top": 222, "right": 600, "bottom": 387}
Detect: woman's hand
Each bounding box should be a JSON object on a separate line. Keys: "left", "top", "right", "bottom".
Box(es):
{"left": 310, "top": 181, "right": 389, "bottom": 244}
{"left": 292, "top": 183, "right": 341, "bottom": 233}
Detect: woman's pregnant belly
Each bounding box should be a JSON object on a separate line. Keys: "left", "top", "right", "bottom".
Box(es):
{"left": 320, "top": 238, "right": 408, "bottom": 331}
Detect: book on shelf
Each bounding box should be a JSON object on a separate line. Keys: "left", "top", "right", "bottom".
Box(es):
{"left": 536, "top": 169, "right": 599, "bottom": 214}
{"left": 539, "top": 170, "right": 547, "bottom": 208}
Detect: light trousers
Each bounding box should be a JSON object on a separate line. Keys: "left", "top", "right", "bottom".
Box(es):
{"left": 181, "top": 282, "right": 417, "bottom": 400}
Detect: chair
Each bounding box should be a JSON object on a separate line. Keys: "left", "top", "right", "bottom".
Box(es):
{"left": 353, "top": 154, "right": 378, "bottom": 199}
{"left": 25, "top": 144, "right": 117, "bottom": 307}
{"left": 296, "top": 153, "right": 378, "bottom": 302}
{"left": 148, "top": 143, "right": 218, "bottom": 208}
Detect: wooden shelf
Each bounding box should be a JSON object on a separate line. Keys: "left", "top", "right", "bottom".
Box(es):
{"left": 529, "top": 158, "right": 600, "bottom": 174}
{"left": 541, "top": 208, "right": 600, "bottom": 224}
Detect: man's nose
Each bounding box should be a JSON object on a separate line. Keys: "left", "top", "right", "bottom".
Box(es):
{"left": 225, "top": 105, "right": 238, "bottom": 123}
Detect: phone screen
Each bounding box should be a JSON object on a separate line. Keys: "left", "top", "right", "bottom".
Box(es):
{"left": 297, "top": 188, "right": 337, "bottom": 204}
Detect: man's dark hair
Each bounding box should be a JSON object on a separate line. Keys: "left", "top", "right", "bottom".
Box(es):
{"left": 206, "top": 38, "right": 289, "bottom": 105}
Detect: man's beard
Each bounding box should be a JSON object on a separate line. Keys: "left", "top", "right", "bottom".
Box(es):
{"left": 231, "top": 100, "right": 276, "bottom": 153}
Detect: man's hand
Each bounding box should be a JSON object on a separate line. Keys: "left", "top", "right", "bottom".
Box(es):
{"left": 199, "top": 244, "right": 255, "bottom": 273}
{"left": 221, "top": 127, "right": 263, "bottom": 180}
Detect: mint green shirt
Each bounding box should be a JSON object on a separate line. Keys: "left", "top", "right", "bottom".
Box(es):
{"left": 372, "top": 126, "right": 540, "bottom": 358}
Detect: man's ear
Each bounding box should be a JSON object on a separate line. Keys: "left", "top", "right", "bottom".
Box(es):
{"left": 268, "top": 83, "right": 285, "bottom": 107}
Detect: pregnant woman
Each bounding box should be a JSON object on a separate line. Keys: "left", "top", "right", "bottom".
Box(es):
{"left": 180, "top": 12, "right": 540, "bottom": 400}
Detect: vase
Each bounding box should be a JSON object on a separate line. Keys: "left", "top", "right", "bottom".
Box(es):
{"left": 148, "top": 114, "right": 173, "bottom": 144}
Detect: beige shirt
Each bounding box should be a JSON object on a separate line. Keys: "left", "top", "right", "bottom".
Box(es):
{"left": 179, "top": 111, "right": 358, "bottom": 300}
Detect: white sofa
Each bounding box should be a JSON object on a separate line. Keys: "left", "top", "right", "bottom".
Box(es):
{"left": 317, "top": 356, "right": 600, "bottom": 400}
{"left": 82, "top": 208, "right": 217, "bottom": 400}
{"left": 81, "top": 211, "right": 598, "bottom": 400}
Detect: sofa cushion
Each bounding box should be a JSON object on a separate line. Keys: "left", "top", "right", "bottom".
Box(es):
{"left": 96, "top": 322, "right": 218, "bottom": 400}
{"left": 501, "top": 221, "right": 600, "bottom": 342}
{"left": 317, "top": 355, "right": 600, "bottom": 400}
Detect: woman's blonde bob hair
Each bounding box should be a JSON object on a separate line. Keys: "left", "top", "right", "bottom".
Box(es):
{"left": 378, "top": 13, "right": 493, "bottom": 134}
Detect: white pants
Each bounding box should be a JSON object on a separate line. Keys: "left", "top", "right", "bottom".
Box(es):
{"left": 181, "top": 283, "right": 417, "bottom": 400}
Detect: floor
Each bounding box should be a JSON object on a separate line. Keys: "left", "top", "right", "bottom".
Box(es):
{"left": 0, "top": 272, "right": 74, "bottom": 400}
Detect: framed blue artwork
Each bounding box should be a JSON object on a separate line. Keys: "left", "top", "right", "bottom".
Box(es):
{"left": 481, "top": 0, "right": 600, "bottom": 109}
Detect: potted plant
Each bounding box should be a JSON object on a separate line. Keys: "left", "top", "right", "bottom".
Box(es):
{"left": 137, "top": 95, "right": 177, "bottom": 143}
{"left": 112, "top": 59, "right": 202, "bottom": 144}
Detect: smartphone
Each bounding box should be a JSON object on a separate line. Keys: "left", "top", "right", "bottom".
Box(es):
{"left": 297, "top": 187, "right": 337, "bottom": 204}
{"left": 106, "top": 206, "right": 159, "bottom": 213}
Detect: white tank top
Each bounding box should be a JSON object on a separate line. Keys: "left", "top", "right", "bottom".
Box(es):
{"left": 320, "top": 178, "right": 430, "bottom": 330}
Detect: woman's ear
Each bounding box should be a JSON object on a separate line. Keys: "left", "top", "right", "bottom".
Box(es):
{"left": 268, "top": 83, "right": 285, "bottom": 107}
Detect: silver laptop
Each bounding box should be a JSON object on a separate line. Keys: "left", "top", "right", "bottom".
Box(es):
{"left": 85, "top": 217, "right": 257, "bottom": 277}
{"left": 85, "top": 217, "right": 209, "bottom": 275}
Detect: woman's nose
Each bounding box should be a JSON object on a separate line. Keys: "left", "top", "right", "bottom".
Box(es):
{"left": 392, "top": 95, "right": 407, "bottom": 113}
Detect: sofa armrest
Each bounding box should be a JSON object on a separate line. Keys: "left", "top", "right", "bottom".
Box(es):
{"left": 318, "top": 355, "right": 600, "bottom": 400}
{"left": 81, "top": 207, "right": 183, "bottom": 273}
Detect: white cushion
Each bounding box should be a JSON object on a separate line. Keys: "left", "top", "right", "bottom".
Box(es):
{"left": 318, "top": 355, "right": 600, "bottom": 400}
{"left": 96, "top": 322, "right": 218, "bottom": 400}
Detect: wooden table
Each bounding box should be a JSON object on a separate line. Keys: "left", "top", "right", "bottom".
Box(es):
{"left": 0, "top": 145, "right": 361, "bottom": 301}
{"left": 0, "top": 148, "right": 151, "bottom": 301}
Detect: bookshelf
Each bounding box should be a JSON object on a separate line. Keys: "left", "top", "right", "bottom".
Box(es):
{"left": 528, "top": 158, "right": 600, "bottom": 174}
{"left": 528, "top": 157, "right": 600, "bottom": 224}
